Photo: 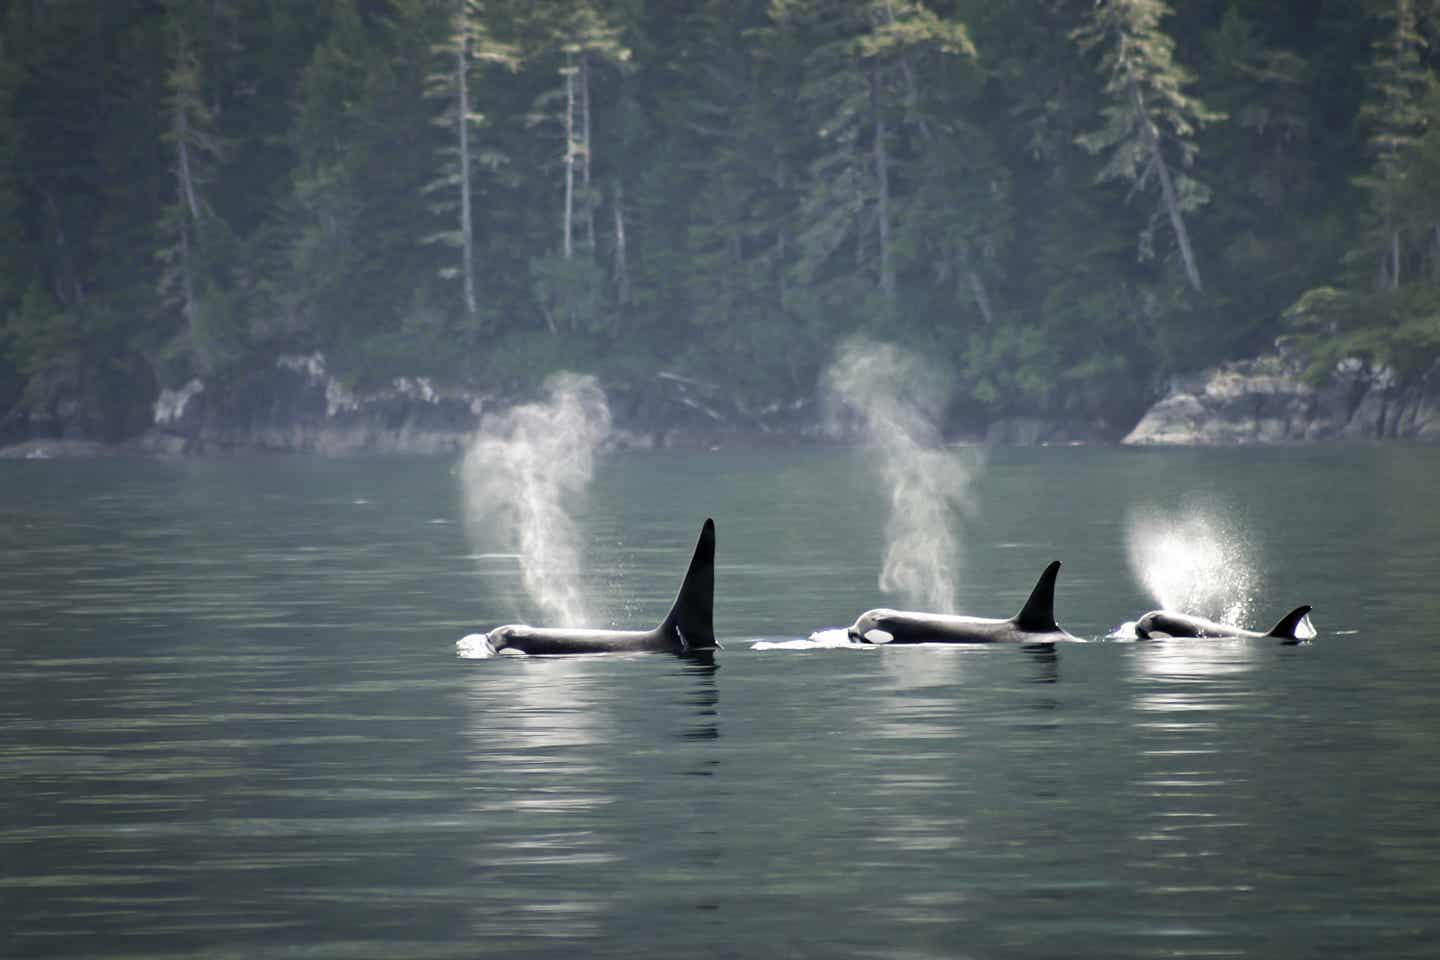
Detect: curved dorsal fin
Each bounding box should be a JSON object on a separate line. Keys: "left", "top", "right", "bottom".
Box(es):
{"left": 1265, "top": 604, "right": 1313, "bottom": 641}
{"left": 659, "top": 518, "right": 715, "bottom": 649}
{"left": 1012, "top": 560, "right": 1062, "bottom": 633}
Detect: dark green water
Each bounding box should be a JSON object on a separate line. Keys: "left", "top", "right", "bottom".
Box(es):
{"left": 3, "top": 446, "right": 1439, "bottom": 958}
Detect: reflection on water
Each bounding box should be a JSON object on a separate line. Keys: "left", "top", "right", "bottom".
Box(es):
{"left": 5, "top": 448, "right": 1440, "bottom": 958}
{"left": 1025, "top": 643, "right": 1061, "bottom": 684}
{"left": 462, "top": 659, "right": 618, "bottom": 942}
{"left": 458, "top": 653, "right": 723, "bottom": 950}
{"left": 1131, "top": 635, "right": 1262, "bottom": 687}
{"left": 1119, "top": 639, "right": 1273, "bottom": 944}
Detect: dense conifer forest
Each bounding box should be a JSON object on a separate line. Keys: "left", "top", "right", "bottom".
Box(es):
{"left": 2, "top": 0, "right": 1439, "bottom": 441}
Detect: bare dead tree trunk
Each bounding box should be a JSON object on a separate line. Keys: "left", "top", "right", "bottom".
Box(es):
{"left": 580, "top": 52, "right": 595, "bottom": 254}
{"left": 177, "top": 213, "right": 197, "bottom": 335}
{"left": 611, "top": 180, "right": 629, "bottom": 304}
{"left": 776, "top": 161, "right": 788, "bottom": 305}
{"left": 1392, "top": 228, "right": 1401, "bottom": 290}
{"left": 562, "top": 52, "right": 575, "bottom": 260}
{"left": 173, "top": 79, "right": 200, "bottom": 338}
{"left": 967, "top": 268, "right": 994, "bottom": 326}
{"left": 1126, "top": 70, "right": 1202, "bottom": 292}
{"left": 456, "top": 8, "right": 477, "bottom": 319}
{"left": 882, "top": 0, "right": 929, "bottom": 138}
{"left": 871, "top": 69, "right": 894, "bottom": 299}
{"left": 175, "top": 100, "right": 200, "bottom": 222}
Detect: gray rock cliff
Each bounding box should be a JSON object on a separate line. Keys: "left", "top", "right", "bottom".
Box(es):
{"left": 1123, "top": 352, "right": 1440, "bottom": 445}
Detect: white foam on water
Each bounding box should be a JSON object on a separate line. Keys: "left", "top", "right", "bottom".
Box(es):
{"left": 455, "top": 633, "right": 497, "bottom": 658}
{"left": 751, "top": 628, "right": 865, "bottom": 651}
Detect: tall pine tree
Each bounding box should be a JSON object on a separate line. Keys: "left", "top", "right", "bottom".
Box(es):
{"left": 1074, "top": 0, "right": 1219, "bottom": 292}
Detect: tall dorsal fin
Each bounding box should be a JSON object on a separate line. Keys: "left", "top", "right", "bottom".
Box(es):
{"left": 1265, "top": 604, "right": 1313, "bottom": 642}
{"left": 659, "top": 518, "right": 715, "bottom": 649}
{"left": 1012, "top": 560, "right": 1062, "bottom": 632}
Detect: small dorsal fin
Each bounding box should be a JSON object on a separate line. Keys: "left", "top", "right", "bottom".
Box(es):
{"left": 1265, "top": 604, "right": 1313, "bottom": 642}
{"left": 659, "top": 518, "right": 715, "bottom": 649}
{"left": 1012, "top": 561, "right": 1062, "bottom": 633}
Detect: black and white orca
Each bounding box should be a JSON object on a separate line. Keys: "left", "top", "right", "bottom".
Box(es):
{"left": 460, "top": 518, "right": 715, "bottom": 656}
{"left": 847, "top": 561, "right": 1083, "bottom": 645}
{"left": 1134, "top": 605, "right": 1313, "bottom": 644}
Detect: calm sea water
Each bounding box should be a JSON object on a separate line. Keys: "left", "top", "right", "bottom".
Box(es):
{"left": 2, "top": 446, "right": 1439, "bottom": 958}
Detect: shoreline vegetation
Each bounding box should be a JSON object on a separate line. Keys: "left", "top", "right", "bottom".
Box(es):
{"left": 4, "top": 2, "right": 1440, "bottom": 454}
{"left": 3, "top": 344, "right": 1436, "bottom": 460}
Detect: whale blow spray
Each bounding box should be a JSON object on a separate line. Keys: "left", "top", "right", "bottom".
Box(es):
{"left": 823, "top": 337, "right": 980, "bottom": 613}
{"left": 1125, "top": 499, "right": 1257, "bottom": 628}
{"left": 460, "top": 372, "right": 611, "bottom": 627}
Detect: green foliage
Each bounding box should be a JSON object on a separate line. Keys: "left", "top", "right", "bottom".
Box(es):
{"left": 0, "top": 0, "right": 1437, "bottom": 442}
{"left": 530, "top": 253, "right": 609, "bottom": 334}
{"left": 1351, "top": 0, "right": 1431, "bottom": 291}
{"left": 422, "top": 0, "right": 520, "bottom": 315}
{"left": 1286, "top": 284, "right": 1440, "bottom": 380}
{"left": 0, "top": 27, "right": 22, "bottom": 317}
{"left": 1074, "top": 0, "right": 1221, "bottom": 292}
{"left": 1282, "top": 0, "right": 1440, "bottom": 389}
{"left": 4, "top": 281, "right": 152, "bottom": 438}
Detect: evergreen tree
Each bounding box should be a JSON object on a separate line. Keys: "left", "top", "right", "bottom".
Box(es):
{"left": 1355, "top": 0, "right": 1429, "bottom": 291}
{"left": 525, "top": 0, "right": 631, "bottom": 334}
{"left": 0, "top": 0, "right": 1434, "bottom": 443}
{"left": 289, "top": 0, "right": 448, "bottom": 372}
{"left": 0, "top": 13, "right": 23, "bottom": 320}
{"left": 156, "top": 3, "right": 229, "bottom": 375}
{"left": 654, "top": 0, "right": 806, "bottom": 388}
{"left": 1286, "top": 1, "right": 1440, "bottom": 381}
{"left": 1185, "top": 6, "right": 1335, "bottom": 362}
{"left": 1074, "top": 0, "right": 1220, "bottom": 292}
{"left": 424, "top": 0, "right": 518, "bottom": 324}
{"left": 772, "top": 0, "right": 973, "bottom": 318}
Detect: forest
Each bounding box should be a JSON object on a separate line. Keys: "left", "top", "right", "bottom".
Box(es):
{"left": 2, "top": 0, "right": 1439, "bottom": 442}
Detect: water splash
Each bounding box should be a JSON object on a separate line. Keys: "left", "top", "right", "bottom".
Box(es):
{"left": 460, "top": 373, "right": 611, "bottom": 627}
{"left": 751, "top": 628, "right": 864, "bottom": 651}
{"left": 1124, "top": 500, "right": 1257, "bottom": 627}
{"left": 456, "top": 633, "right": 498, "bottom": 658}
{"left": 823, "top": 337, "right": 980, "bottom": 613}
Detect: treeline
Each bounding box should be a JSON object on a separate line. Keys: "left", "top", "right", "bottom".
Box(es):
{"left": 0, "top": 0, "right": 1436, "bottom": 441}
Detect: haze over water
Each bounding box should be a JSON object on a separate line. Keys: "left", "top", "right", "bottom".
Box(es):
{"left": 3, "top": 445, "right": 1439, "bottom": 958}
{"left": 459, "top": 372, "right": 611, "bottom": 627}
{"left": 823, "top": 337, "right": 981, "bottom": 614}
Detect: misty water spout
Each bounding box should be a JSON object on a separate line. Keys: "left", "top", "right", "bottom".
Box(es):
{"left": 460, "top": 372, "right": 611, "bottom": 627}
{"left": 823, "top": 337, "right": 980, "bottom": 613}
{"left": 1125, "top": 500, "right": 1257, "bottom": 627}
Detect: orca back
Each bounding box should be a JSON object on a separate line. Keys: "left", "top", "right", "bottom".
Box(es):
{"left": 658, "top": 518, "right": 715, "bottom": 649}
{"left": 1011, "top": 560, "right": 1062, "bottom": 633}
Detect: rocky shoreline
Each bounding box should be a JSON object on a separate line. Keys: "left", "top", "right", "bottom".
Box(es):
{"left": 2, "top": 353, "right": 826, "bottom": 460}
{"left": 1121, "top": 351, "right": 1440, "bottom": 445}
{"left": 4, "top": 349, "right": 1439, "bottom": 461}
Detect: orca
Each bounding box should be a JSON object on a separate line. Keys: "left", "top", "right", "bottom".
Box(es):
{"left": 459, "top": 518, "right": 716, "bottom": 656}
{"left": 1133, "top": 605, "right": 1313, "bottom": 644}
{"left": 846, "top": 561, "right": 1082, "bottom": 645}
